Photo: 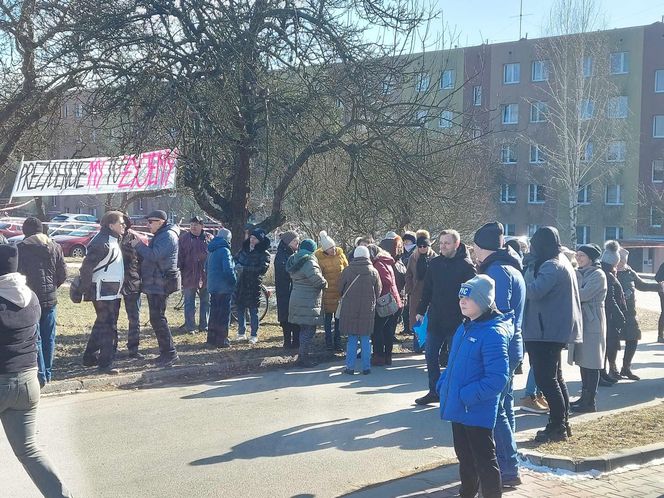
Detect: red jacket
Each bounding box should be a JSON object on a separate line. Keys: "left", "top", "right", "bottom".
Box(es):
{"left": 373, "top": 254, "right": 403, "bottom": 309}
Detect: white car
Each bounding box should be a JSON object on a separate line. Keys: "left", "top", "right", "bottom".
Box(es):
{"left": 50, "top": 213, "right": 98, "bottom": 224}
{"left": 7, "top": 223, "right": 81, "bottom": 245}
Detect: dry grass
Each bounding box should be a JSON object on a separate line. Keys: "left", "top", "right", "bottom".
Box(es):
{"left": 521, "top": 402, "right": 664, "bottom": 458}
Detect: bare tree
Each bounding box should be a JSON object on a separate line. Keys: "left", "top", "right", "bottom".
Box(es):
{"left": 533, "top": 0, "right": 627, "bottom": 246}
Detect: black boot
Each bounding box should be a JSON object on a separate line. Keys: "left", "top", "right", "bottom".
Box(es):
{"left": 282, "top": 326, "right": 291, "bottom": 349}
{"left": 535, "top": 419, "right": 568, "bottom": 443}
{"left": 570, "top": 392, "right": 585, "bottom": 407}
{"left": 599, "top": 369, "right": 617, "bottom": 386}
{"left": 571, "top": 389, "right": 596, "bottom": 413}
{"left": 620, "top": 367, "right": 640, "bottom": 380}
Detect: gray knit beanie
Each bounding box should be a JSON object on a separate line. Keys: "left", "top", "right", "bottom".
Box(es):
{"left": 601, "top": 240, "right": 621, "bottom": 267}
{"left": 459, "top": 275, "right": 495, "bottom": 313}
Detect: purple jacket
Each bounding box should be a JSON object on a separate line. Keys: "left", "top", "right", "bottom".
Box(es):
{"left": 178, "top": 230, "right": 212, "bottom": 289}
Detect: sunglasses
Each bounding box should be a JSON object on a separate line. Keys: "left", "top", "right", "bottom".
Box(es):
{"left": 147, "top": 219, "right": 162, "bottom": 224}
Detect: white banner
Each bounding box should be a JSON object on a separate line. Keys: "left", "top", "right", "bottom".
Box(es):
{"left": 11, "top": 148, "right": 178, "bottom": 198}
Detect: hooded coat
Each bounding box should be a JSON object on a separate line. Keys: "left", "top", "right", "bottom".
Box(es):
{"left": 617, "top": 267, "right": 659, "bottom": 341}
{"left": 372, "top": 251, "right": 403, "bottom": 309}
{"left": 569, "top": 264, "right": 607, "bottom": 369}
{"left": 603, "top": 266, "right": 627, "bottom": 342}
{"left": 404, "top": 247, "right": 437, "bottom": 331}
{"left": 178, "top": 230, "right": 213, "bottom": 289}
{"left": 136, "top": 222, "right": 181, "bottom": 295}
{"left": 314, "top": 246, "right": 348, "bottom": 314}
{"left": 337, "top": 257, "right": 382, "bottom": 335}
{"left": 206, "top": 236, "right": 236, "bottom": 295}
{"left": 233, "top": 236, "right": 271, "bottom": 308}
{"left": 523, "top": 227, "right": 582, "bottom": 344}
{"left": 0, "top": 273, "right": 41, "bottom": 374}
{"left": 416, "top": 243, "right": 476, "bottom": 336}
{"left": 286, "top": 251, "right": 327, "bottom": 325}
{"left": 274, "top": 240, "right": 296, "bottom": 323}
{"left": 17, "top": 233, "right": 67, "bottom": 308}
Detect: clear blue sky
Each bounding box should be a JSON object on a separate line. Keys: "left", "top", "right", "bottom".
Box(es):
{"left": 436, "top": 0, "right": 664, "bottom": 46}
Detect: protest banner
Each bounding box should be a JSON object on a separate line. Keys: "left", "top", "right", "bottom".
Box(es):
{"left": 10, "top": 148, "right": 178, "bottom": 198}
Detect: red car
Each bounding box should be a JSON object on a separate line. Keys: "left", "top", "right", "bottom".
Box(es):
{"left": 53, "top": 226, "right": 152, "bottom": 258}
{"left": 0, "top": 221, "right": 23, "bottom": 239}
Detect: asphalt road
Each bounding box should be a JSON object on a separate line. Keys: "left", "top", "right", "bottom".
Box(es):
{"left": 3, "top": 332, "right": 664, "bottom": 498}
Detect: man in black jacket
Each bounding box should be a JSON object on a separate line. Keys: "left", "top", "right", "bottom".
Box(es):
{"left": 17, "top": 217, "right": 67, "bottom": 386}
{"left": 415, "top": 229, "right": 476, "bottom": 405}
{"left": 121, "top": 215, "right": 143, "bottom": 359}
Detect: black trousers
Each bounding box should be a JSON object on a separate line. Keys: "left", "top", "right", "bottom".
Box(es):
{"left": 526, "top": 341, "right": 569, "bottom": 424}
{"left": 372, "top": 312, "right": 398, "bottom": 355}
{"left": 451, "top": 423, "right": 502, "bottom": 498}
{"left": 281, "top": 322, "right": 301, "bottom": 347}
{"left": 147, "top": 294, "right": 176, "bottom": 358}
{"left": 83, "top": 299, "right": 121, "bottom": 369}
{"left": 659, "top": 292, "right": 664, "bottom": 337}
{"left": 580, "top": 367, "right": 600, "bottom": 395}
{"left": 208, "top": 293, "right": 232, "bottom": 345}
{"left": 124, "top": 292, "right": 141, "bottom": 352}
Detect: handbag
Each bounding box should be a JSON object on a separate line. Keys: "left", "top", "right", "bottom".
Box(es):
{"left": 376, "top": 292, "right": 399, "bottom": 318}
{"left": 335, "top": 274, "right": 360, "bottom": 320}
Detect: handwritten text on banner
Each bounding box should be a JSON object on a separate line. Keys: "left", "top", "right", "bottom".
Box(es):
{"left": 11, "top": 149, "right": 178, "bottom": 198}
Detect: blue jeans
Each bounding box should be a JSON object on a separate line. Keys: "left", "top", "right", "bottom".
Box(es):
{"left": 425, "top": 332, "right": 446, "bottom": 394}
{"left": 237, "top": 306, "right": 259, "bottom": 337}
{"left": 494, "top": 367, "right": 519, "bottom": 481}
{"left": 183, "top": 287, "right": 210, "bottom": 331}
{"left": 525, "top": 368, "right": 541, "bottom": 397}
{"left": 346, "top": 335, "right": 371, "bottom": 372}
{"left": 324, "top": 313, "right": 341, "bottom": 348}
{"left": 36, "top": 306, "right": 57, "bottom": 384}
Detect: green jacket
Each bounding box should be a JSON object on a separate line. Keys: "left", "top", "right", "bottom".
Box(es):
{"left": 286, "top": 251, "right": 327, "bottom": 326}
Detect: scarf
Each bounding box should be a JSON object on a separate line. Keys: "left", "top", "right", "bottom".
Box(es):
{"left": 416, "top": 251, "right": 432, "bottom": 280}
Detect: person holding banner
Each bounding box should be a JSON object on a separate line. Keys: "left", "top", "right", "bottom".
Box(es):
{"left": 131, "top": 210, "right": 180, "bottom": 367}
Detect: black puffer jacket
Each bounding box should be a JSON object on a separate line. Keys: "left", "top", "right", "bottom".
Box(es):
{"left": 233, "top": 237, "right": 271, "bottom": 308}
{"left": 17, "top": 234, "right": 67, "bottom": 309}
{"left": 274, "top": 240, "right": 295, "bottom": 323}
{"left": 121, "top": 231, "right": 142, "bottom": 295}
{"left": 0, "top": 286, "right": 41, "bottom": 374}
{"left": 416, "top": 243, "right": 477, "bottom": 336}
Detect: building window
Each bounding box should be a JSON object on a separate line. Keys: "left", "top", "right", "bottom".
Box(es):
{"left": 583, "top": 56, "right": 593, "bottom": 78}
{"left": 65, "top": 207, "right": 70, "bottom": 213}
{"left": 91, "top": 208, "right": 97, "bottom": 217}
{"left": 528, "top": 184, "right": 545, "bottom": 204}
{"left": 578, "top": 185, "right": 591, "bottom": 205}
{"left": 500, "top": 144, "right": 517, "bottom": 164}
{"left": 440, "top": 69, "right": 455, "bottom": 89}
{"left": 605, "top": 184, "right": 623, "bottom": 205}
{"left": 51, "top": 197, "right": 57, "bottom": 208}
{"left": 651, "top": 206, "right": 663, "bottom": 228}
{"left": 579, "top": 99, "right": 594, "bottom": 120}
{"left": 610, "top": 52, "right": 629, "bottom": 75}
{"left": 415, "top": 110, "right": 428, "bottom": 124}
{"left": 138, "top": 198, "right": 144, "bottom": 211}
{"left": 607, "top": 96, "right": 628, "bottom": 119}
{"left": 656, "top": 70, "right": 664, "bottom": 93}
{"left": 503, "top": 223, "right": 516, "bottom": 236}
{"left": 654, "top": 115, "right": 664, "bottom": 138}
{"left": 532, "top": 60, "right": 550, "bottom": 82}
{"left": 605, "top": 226, "right": 623, "bottom": 240}
{"left": 576, "top": 225, "right": 590, "bottom": 244}
{"left": 471, "top": 127, "right": 482, "bottom": 139}
{"left": 416, "top": 72, "right": 430, "bottom": 92}
{"left": 473, "top": 85, "right": 482, "bottom": 106}
{"left": 74, "top": 102, "right": 83, "bottom": 118}
{"left": 652, "top": 160, "right": 664, "bottom": 183}
{"left": 439, "top": 110, "right": 453, "bottom": 128}
{"left": 530, "top": 101, "right": 548, "bottom": 122}
{"left": 607, "top": 140, "right": 626, "bottom": 162}
{"left": 502, "top": 103, "right": 518, "bottom": 124}
{"left": 580, "top": 142, "right": 594, "bottom": 162}
{"left": 500, "top": 184, "right": 517, "bottom": 204}
{"left": 503, "top": 63, "right": 520, "bottom": 84}
{"left": 529, "top": 144, "right": 546, "bottom": 164}
{"left": 382, "top": 79, "right": 395, "bottom": 95}
{"left": 528, "top": 224, "right": 540, "bottom": 237}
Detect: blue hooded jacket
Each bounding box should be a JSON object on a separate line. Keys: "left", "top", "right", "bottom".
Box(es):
{"left": 135, "top": 223, "right": 180, "bottom": 295}
{"left": 206, "top": 236, "right": 236, "bottom": 294}
{"left": 436, "top": 310, "right": 512, "bottom": 429}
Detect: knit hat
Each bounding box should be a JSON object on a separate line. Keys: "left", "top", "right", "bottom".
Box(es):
{"left": 473, "top": 222, "right": 504, "bottom": 251}
{"left": 217, "top": 228, "right": 232, "bottom": 242}
{"left": 403, "top": 231, "right": 417, "bottom": 245}
{"left": 505, "top": 239, "right": 523, "bottom": 258}
{"left": 319, "top": 231, "right": 336, "bottom": 251}
{"left": 22, "top": 217, "right": 43, "bottom": 237}
{"left": 601, "top": 240, "right": 621, "bottom": 267}
{"left": 190, "top": 215, "right": 204, "bottom": 224}
{"left": 459, "top": 275, "right": 495, "bottom": 313}
{"left": 577, "top": 244, "right": 601, "bottom": 263}
{"left": 354, "top": 246, "right": 370, "bottom": 260}
{"left": 250, "top": 228, "right": 266, "bottom": 242}
{"left": 280, "top": 231, "right": 298, "bottom": 246}
{"left": 619, "top": 247, "right": 629, "bottom": 264}
{"left": 299, "top": 239, "right": 317, "bottom": 253}
{"left": 416, "top": 235, "right": 431, "bottom": 247}
{"left": 0, "top": 244, "right": 19, "bottom": 275}
{"left": 384, "top": 231, "right": 398, "bottom": 240}
{"left": 147, "top": 210, "right": 167, "bottom": 221}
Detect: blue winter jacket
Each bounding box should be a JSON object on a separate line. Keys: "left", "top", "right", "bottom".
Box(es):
{"left": 479, "top": 248, "right": 525, "bottom": 370}
{"left": 206, "top": 237, "right": 236, "bottom": 294}
{"left": 436, "top": 310, "right": 512, "bottom": 429}
{"left": 135, "top": 223, "right": 180, "bottom": 295}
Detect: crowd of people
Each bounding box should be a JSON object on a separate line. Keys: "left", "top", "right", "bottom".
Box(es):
{"left": 2, "top": 210, "right": 664, "bottom": 498}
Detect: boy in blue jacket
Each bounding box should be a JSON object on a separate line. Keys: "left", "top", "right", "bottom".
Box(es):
{"left": 436, "top": 275, "right": 511, "bottom": 498}
{"left": 205, "top": 228, "right": 237, "bottom": 348}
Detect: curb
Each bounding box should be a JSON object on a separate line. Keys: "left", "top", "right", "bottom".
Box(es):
{"left": 40, "top": 352, "right": 342, "bottom": 396}
{"left": 518, "top": 442, "right": 664, "bottom": 472}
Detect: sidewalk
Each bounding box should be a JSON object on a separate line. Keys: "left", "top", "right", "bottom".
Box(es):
{"left": 347, "top": 461, "right": 664, "bottom": 497}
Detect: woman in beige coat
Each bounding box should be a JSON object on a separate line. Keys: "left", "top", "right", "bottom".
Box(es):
{"left": 570, "top": 244, "right": 607, "bottom": 413}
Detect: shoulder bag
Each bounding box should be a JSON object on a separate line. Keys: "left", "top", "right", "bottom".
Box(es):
{"left": 335, "top": 274, "right": 361, "bottom": 320}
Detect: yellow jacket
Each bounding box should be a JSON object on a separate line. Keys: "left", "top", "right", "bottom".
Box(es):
{"left": 314, "top": 247, "right": 349, "bottom": 313}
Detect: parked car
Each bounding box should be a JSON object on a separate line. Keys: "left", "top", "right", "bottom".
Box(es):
{"left": 0, "top": 221, "right": 23, "bottom": 238}
{"left": 53, "top": 225, "right": 100, "bottom": 257}
{"left": 50, "top": 213, "right": 98, "bottom": 224}
{"left": 7, "top": 223, "right": 83, "bottom": 245}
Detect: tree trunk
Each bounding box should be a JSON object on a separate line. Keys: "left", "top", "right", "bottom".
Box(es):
{"left": 230, "top": 145, "right": 251, "bottom": 253}
{"left": 34, "top": 196, "right": 47, "bottom": 221}
{"left": 569, "top": 191, "right": 578, "bottom": 248}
